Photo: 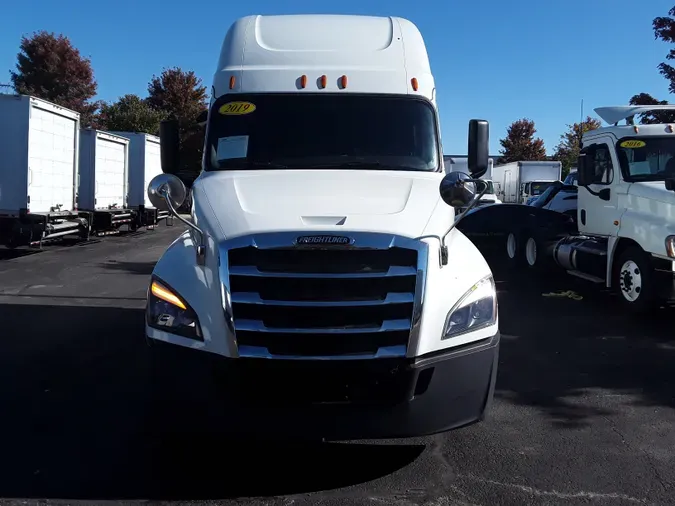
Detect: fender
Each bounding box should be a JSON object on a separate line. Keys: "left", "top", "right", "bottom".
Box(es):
{"left": 415, "top": 230, "right": 497, "bottom": 356}
{"left": 147, "top": 230, "right": 237, "bottom": 357}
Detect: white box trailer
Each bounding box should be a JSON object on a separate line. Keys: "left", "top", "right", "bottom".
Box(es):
{"left": 444, "top": 155, "right": 495, "bottom": 179}
{"left": 108, "top": 131, "right": 168, "bottom": 225}
{"left": 78, "top": 129, "right": 143, "bottom": 233}
{"left": 443, "top": 155, "right": 500, "bottom": 206}
{"left": 0, "top": 94, "right": 91, "bottom": 247}
{"left": 492, "top": 160, "right": 562, "bottom": 204}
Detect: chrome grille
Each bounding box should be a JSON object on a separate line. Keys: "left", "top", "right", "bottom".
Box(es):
{"left": 223, "top": 233, "right": 424, "bottom": 359}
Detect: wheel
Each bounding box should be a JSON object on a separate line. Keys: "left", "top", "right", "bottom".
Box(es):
{"left": 525, "top": 236, "right": 539, "bottom": 268}
{"left": 614, "top": 245, "right": 657, "bottom": 313}
{"left": 506, "top": 231, "right": 526, "bottom": 268}
{"left": 524, "top": 234, "right": 553, "bottom": 270}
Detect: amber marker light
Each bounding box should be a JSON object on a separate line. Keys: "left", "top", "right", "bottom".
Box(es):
{"left": 150, "top": 281, "right": 186, "bottom": 310}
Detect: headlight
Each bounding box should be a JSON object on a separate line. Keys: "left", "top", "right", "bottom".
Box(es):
{"left": 442, "top": 275, "right": 497, "bottom": 340}
{"left": 147, "top": 278, "right": 203, "bottom": 340}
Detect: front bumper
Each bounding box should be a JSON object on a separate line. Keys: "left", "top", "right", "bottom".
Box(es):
{"left": 148, "top": 331, "right": 500, "bottom": 440}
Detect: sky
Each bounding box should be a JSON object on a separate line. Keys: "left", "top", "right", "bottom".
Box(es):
{"left": 1, "top": 0, "right": 674, "bottom": 155}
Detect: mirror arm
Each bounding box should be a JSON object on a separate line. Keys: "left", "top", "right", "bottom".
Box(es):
{"left": 158, "top": 184, "right": 206, "bottom": 264}
{"left": 416, "top": 180, "right": 489, "bottom": 267}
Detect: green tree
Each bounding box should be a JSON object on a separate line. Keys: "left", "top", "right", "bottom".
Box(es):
{"left": 98, "top": 94, "right": 165, "bottom": 134}
{"left": 9, "top": 31, "right": 100, "bottom": 127}
{"left": 552, "top": 116, "right": 602, "bottom": 177}
{"left": 146, "top": 67, "right": 208, "bottom": 185}
{"left": 498, "top": 118, "right": 547, "bottom": 163}
{"left": 628, "top": 92, "right": 675, "bottom": 124}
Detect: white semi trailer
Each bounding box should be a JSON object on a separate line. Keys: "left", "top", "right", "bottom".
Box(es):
{"left": 108, "top": 131, "right": 168, "bottom": 227}
{"left": 143, "top": 14, "right": 499, "bottom": 440}
{"left": 0, "top": 95, "right": 91, "bottom": 248}
{"left": 444, "top": 155, "right": 501, "bottom": 205}
{"left": 78, "top": 129, "right": 143, "bottom": 234}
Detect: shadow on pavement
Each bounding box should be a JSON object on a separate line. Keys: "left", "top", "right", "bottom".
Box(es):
{"left": 489, "top": 256, "right": 675, "bottom": 429}
{"left": 0, "top": 238, "right": 105, "bottom": 262}
{"left": 0, "top": 248, "right": 43, "bottom": 261}
{"left": 0, "top": 303, "right": 423, "bottom": 500}
{"left": 100, "top": 260, "right": 156, "bottom": 275}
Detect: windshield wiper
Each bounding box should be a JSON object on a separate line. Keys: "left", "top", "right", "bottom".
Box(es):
{"left": 217, "top": 160, "right": 289, "bottom": 170}
{"left": 309, "top": 161, "right": 422, "bottom": 171}
{"left": 311, "top": 161, "right": 386, "bottom": 169}
{"left": 246, "top": 160, "right": 289, "bottom": 169}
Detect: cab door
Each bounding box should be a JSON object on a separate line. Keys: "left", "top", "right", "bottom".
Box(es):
{"left": 578, "top": 141, "right": 621, "bottom": 236}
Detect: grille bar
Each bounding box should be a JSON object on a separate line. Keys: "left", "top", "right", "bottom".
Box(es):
{"left": 231, "top": 292, "right": 415, "bottom": 307}
{"left": 235, "top": 318, "right": 411, "bottom": 334}
{"left": 229, "top": 265, "right": 416, "bottom": 278}
{"left": 223, "top": 233, "right": 425, "bottom": 359}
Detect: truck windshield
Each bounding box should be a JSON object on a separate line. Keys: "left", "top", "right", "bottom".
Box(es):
{"left": 483, "top": 180, "right": 495, "bottom": 194}
{"left": 204, "top": 93, "right": 440, "bottom": 172}
{"left": 530, "top": 181, "right": 556, "bottom": 196}
{"left": 616, "top": 137, "right": 675, "bottom": 181}
{"left": 531, "top": 182, "right": 563, "bottom": 208}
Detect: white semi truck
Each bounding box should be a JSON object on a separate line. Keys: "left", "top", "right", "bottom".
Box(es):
{"left": 458, "top": 105, "right": 675, "bottom": 313}
{"left": 492, "top": 160, "right": 562, "bottom": 204}
{"left": 0, "top": 95, "right": 91, "bottom": 248}
{"left": 144, "top": 14, "right": 499, "bottom": 440}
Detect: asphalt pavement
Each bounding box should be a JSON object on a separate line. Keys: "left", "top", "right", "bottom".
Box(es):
{"left": 0, "top": 225, "right": 674, "bottom": 506}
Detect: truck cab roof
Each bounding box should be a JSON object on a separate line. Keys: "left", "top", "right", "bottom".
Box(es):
{"left": 214, "top": 14, "right": 434, "bottom": 101}
{"left": 584, "top": 105, "right": 675, "bottom": 143}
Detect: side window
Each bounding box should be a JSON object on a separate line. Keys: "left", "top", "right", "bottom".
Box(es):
{"left": 588, "top": 144, "right": 614, "bottom": 184}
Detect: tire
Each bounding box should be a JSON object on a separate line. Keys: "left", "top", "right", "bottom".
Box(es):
{"left": 613, "top": 245, "right": 657, "bottom": 313}
{"left": 524, "top": 235, "right": 542, "bottom": 269}
{"left": 506, "top": 230, "right": 526, "bottom": 268}
{"left": 524, "top": 232, "right": 556, "bottom": 271}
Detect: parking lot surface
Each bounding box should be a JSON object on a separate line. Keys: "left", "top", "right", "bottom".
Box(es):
{"left": 0, "top": 225, "right": 673, "bottom": 506}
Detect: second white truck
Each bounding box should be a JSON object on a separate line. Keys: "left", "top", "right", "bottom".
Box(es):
{"left": 493, "top": 160, "right": 562, "bottom": 204}
{"left": 458, "top": 105, "right": 675, "bottom": 313}
{"left": 143, "top": 13, "right": 499, "bottom": 440}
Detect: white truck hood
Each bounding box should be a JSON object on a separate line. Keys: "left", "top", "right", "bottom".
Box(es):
{"left": 192, "top": 169, "right": 448, "bottom": 240}
{"left": 629, "top": 181, "right": 675, "bottom": 204}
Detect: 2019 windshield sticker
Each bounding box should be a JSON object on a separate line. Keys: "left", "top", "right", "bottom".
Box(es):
{"left": 219, "top": 101, "right": 256, "bottom": 115}
{"left": 620, "top": 140, "right": 646, "bottom": 149}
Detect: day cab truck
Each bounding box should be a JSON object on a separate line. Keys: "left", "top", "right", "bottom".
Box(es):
{"left": 458, "top": 105, "right": 675, "bottom": 313}
{"left": 144, "top": 14, "right": 499, "bottom": 440}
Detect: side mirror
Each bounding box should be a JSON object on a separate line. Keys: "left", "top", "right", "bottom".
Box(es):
{"left": 147, "top": 173, "right": 187, "bottom": 213}
{"left": 159, "top": 119, "right": 180, "bottom": 174}
{"left": 577, "top": 153, "right": 591, "bottom": 186}
{"left": 440, "top": 171, "right": 477, "bottom": 208}
{"left": 467, "top": 119, "right": 489, "bottom": 179}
